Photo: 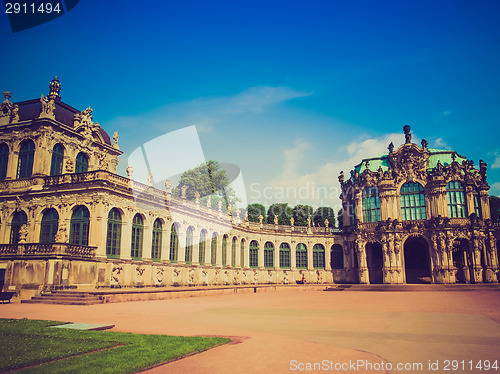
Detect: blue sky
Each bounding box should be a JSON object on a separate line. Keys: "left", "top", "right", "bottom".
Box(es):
{"left": 1, "top": 0, "right": 500, "bottom": 212}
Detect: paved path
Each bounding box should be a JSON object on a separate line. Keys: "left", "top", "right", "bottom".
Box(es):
{"left": 1, "top": 290, "right": 500, "bottom": 373}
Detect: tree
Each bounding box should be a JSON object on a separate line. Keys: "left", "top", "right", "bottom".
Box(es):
{"left": 267, "top": 203, "right": 292, "bottom": 225}
{"left": 489, "top": 195, "right": 500, "bottom": 223}
{"left": 292, "top": 205, "right": 314, "bottom": 226}
{"left": 174, "top": 161, "right": 238, "bottom": 208}
{"left": 247, "top": 203, "right": 266, "bottom": 223}
{"left": 313, "top": 206, "right": 335, "bottom": 227}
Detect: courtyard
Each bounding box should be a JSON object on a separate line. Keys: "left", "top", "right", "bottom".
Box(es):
{"left": 1, "top": 288, "right": 499, "bottom": 373}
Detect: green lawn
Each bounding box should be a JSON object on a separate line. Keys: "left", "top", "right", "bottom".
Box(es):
{"left": 0, "top": 319, "right": 230, "bottom": 373}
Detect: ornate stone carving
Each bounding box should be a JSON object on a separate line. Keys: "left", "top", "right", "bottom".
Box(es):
{"left": 39, "top": 94, "right": 56, "bottom": 120}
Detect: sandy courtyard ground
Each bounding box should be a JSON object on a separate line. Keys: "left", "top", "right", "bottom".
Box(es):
{"left": 1, "top": 289, "right": 500, "bottom": 374}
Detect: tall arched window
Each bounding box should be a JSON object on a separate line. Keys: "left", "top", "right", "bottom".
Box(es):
{"left": 170, "top": 224, "right": 179, "bottom": 263}
{"left": 447, "top": 181, "right": 467, "bottom": 218}
{"left": 151, "top": 219, "right": 162, "bottom": 261}
{"left": 185, "top": 227, "right": 194, "bottom": 264}
{"left": 279, "top": 243, "right": 290, "bottom": 269}
{"left": 249, "top": 240, "right": 259, "bottom": 268}
{"left": 199, "top": 230, "right": 206, "bottom": 264}
{"left": 106, "top": 208, "right": 121, "bottom": 257}
{"left": 232, "top": 237, "right": 237, "bottom": 266}
{"left": 69, "top": 206, "right": 90, "bottom": 245}
{"left": 313, "top": 244, "right": 325, "bottom": 269}
{"left": 296, "top": 243, "right": 307, "bottom": 269}
{"left": 400, "top": 182, "right": 426, "bottom": 221}
{"left": 10, "top": 210, "right": 27, "bottom": 244}
{"left": 75, "top": 152, "right": 88, "bottom": 173}
{"left": 17, "top": 140, "right": 35, "bottom": 179}
{"left": 221, "top": 235, "right": 228, "bottom": 267}
{"left": 264, "top": 242, "right": 274, "bottom": 269}
{"left": 131, "top": 214, "right": 143, "bottom": 259}
{"left": 50, "top": 144, "right": 64, "bottom": 176}
{"left": 331, "top": 244, "right": 344, "bottom": 270}
{"left": 240, "top": 239, "right": 245, "bottom": 267}
{"left": 0, "top": 143, "right": 9, "bottom": 181}
{"left": 362, "top": 187, "right": 381, "bottom": 222}
{"left": 211, "top": 233, "right": 217, "bottom": 266}
{"left": 40, "top": 209, "right": 59, "bottom": 243}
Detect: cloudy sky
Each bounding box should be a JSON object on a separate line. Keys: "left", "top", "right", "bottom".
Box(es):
{"left": 2, "top": 0, "right": 500, "bottom": 212}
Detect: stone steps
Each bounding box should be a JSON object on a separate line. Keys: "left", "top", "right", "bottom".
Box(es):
{"left": 22, "top": 291, "right": 103, "bottom": 305}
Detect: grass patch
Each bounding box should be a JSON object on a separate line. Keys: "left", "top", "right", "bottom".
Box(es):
{"left": 0, "top": 319, "right": 230, "bottom": 373}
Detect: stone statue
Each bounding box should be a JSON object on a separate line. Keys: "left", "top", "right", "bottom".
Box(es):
{"left": 40, "top": 94, "right": 55, "bottom": 119}
{"left": 194, "top": 191, "right": 200, "bottom": 203}
{"left": 421, "top": 139, "right": 428, "bottom": 149}
{"left": 147, "top": 173, "right": 154, "bottom": 186}
{"left": 388, "top": 142, "right": 394, "bottom": 153}
{"left": 165, "top": 179, "right": 171, "bottom": 193}
{"left": 290, "top": 217, "right": 294, "bottom": 226}
{"left": 274, "top": 214, "right": 278, "bottom": 225}
{"left": 324, "top": 219, "right": 329, "bottom": 227}
{"left": 181, "top": 185, "right": 188, "bottom": 198}
{"left": 54, "top": 225, "right": 67, "bottom": 243}
{"left": 126, "top": 165, "right": 134, "bottom": 179}
{"left": 112, "top": 131, "right": 119, "bottom": 149}
{"left": 18, "top": 224, "right": 28, "bottom": 243}
{"left": 258, "top": 214, "right": 263, "bottom": 224}
{"left": 338, "top": 171, "right": 344, "bottom": 184}
{"left": 1, "top": 91, "right": 13, "bottom": 116}
{"left": 307, "top": 218, "right": 311, "bottom": 228}
{"left": 217, "top": 200, "right": 222, "bottom": 212}
{"left": 98, "top": 153, "right": 108, "bottom": 170}
{"left": 66, "top": 159, "right": 74, "bottom": 173}
{"left": 48, "top": 76, "right": 61, "bottom": 99}
{"left": 10, "top": 104, "right": 19, "bottom": 123}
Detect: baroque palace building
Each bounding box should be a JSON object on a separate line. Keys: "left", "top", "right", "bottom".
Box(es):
{"left": 0, "top": 78, "right": 498, "bottom": 301}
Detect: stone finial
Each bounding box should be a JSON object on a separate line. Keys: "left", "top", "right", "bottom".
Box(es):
{"left": 126, "top": 165, "right": 134, "bottom": 179}
{"left": 236, "top": 209, "right": 241, "bottom": 220}
{"left": 181, "top": 185, "right": 188, "bottom": 198}
{"left": 194, "top": 191, "right": 200, "bottom": 203}
{"left": 165, "top": 179, "right": 171, "bottom": 193}
{"left": 48, "top": 76, "right": 61, "bottom": 100}
{"left": 324, "top": 219, "right": 329, "bottom": 227}
{"left": 307, "top": 218, "right": 311, "bottom": 228}
{"left": 147, "top": 173, "right": 154, "bottom": 186}
{"left": 452, "top": 152, "right": 457, "bottom": 162}
{"left": 217, "top": 200, "right": 222, "bottom": 212}
{"left": 421, "top": 139, "right": 428, "bottom": 149}
{"left": 3, "top": 91, "right": 11, "bottom": 101}
{"left": 403, "top": 125, "right": 411, "bottom": 144}
{"left": 258, "top": 214, "right": 263, "bottom": 224}
{"left": 290, "top": 217, "right": 294, "bottom": 226}
{"left": 388, "top": 142, "right": 394, "bottom": 153}
{"left": 274, "top": 214, "right": 278, "bottom": 225}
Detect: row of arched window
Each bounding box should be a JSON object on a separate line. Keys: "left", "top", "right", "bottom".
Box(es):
{"left": 7, "top": 206, "right": 345, "bottom": 270}
{"left": 361, "top": 181, "right": 481, "bottom": 223}
{"left": 0, "top": 141, "right": 89, "bottom": 181}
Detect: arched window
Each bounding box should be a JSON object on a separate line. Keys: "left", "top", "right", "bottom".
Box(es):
{"left": 17, "top": 140, "right": 35, "bottom": 179}
{"left": 169, "top": 224, "right": 179, "bottom": 263}
{"left": 0, "top": 143, "right": 9, "bottom": 181}
{"left": 185, "top": 227, "right": 194, "bottom": 264}
{"left": 232, "top": 237, "right": 237, "bottom": 266}
{"left": 249, "top": 240, "right": 259, "bottom": 268}
{"left": 221, "top": 235, "right": 228, "bottom": 267}
{"left": 151, "top": 219, "right": 162, "bottom": 261}
{"left": 362, "top": 187, "right": 381, "bottom": 222}
{"left": 296, "top": 243, "right": 307, "bottom": 269}
{"left": 331, "top": 244, "right": 344, "bottom": 270}
{"left": 106, "top": 208, "right": 121, "bottom": 257}
{"left": 446, "top": 181, "right": 467, "bottom": 218}
{"left": 50, "top": 144, "right": 64, "bottom": 176}
{"left": 279, "top": 243, "right": 290, "bottom": 269}
{"left": 199, "top": 230, "right": 206, "bottom": 264}
{"left": 211, "top": 233, "right": 217, "bottom": 266}
{"left": 69, "top": 206, "right": 90, "bottom": 245}
{"left": 131, "top": 214, "right": 143, "bottom": 259}
{"left": 400, "top": 182, "right": 426, "bottom": 221}
{"left": 313, "top": 244, "right": 325, "bottom": 269}
{"left": 264, "top": 242, "right": 274, "bottom": 269}
{"left": 75, "top": 152, "right": 88, "bottom": 173}
{"left": 10, "top": 210, "right": 27, "bottom": 244}
{"left": 240, "top": 239, "right": 245, "bottom": 267}
{"left": 473, "top": 189, "right": 482, "bottom": 217}
{"left": 40, "top": 209, "right": 59, "bottom": 243}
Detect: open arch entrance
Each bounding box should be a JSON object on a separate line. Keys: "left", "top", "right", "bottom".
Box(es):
{"left": 404, "top": 236, "right": 432, "bottom": 284}
{"left": 366, "top": 242, "right": 383, "bottom": 284}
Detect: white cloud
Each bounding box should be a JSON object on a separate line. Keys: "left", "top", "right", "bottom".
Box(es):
{"left": 259, "top": 133, "right": 403, "bottom": 209}
{"left": 433, "top": 137, "right": 451, "bottom": 150}
{"left": 490, "top": 182, "right": 500, "bottom": 196}
{"left": 491, "top": 154, "right": 500, "bottom": 170}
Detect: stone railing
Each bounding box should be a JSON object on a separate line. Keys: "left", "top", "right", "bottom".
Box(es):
{"left": 0, "top": 243, "right": 96, "bottom": 258}
{"left": 245, "top": 221, "right": 336, "bottom": 235}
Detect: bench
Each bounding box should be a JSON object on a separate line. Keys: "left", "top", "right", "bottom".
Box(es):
{"left": 0, "top": 292, "right": 16, "bottom": 303}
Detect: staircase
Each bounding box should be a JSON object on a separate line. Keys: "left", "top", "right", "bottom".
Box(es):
{"left": 22, "top": 290, "right": 104, "bottom": 305}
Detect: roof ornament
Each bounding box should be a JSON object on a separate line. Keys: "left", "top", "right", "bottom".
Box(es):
{"left": 451, "top": 152, "right": 457, "bottom": 162}
{"left": 403, "top": 125, "right": 412, "bottom": 144}
{"left": 421, "top": 139, "right": 428, "bottom": 149}
{"left": 387, "top": 142, "right": 394, "bottom": 154}
{"left": 1, "top": 92, "right": 13, "bottom": 116}
{"left": 48, "top": 76, "right": 61, "bottom": 100}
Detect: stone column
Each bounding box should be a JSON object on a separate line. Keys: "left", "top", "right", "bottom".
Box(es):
{"left": 290, "top": 242, "right": 297, "bottom": 270}
{"left": 6, "top": 149, "right": 19, "bottom": 180}
{"left": 381, "top": 236, "right": 391, "bottom": 284}
{"left": 120, "top": 215, "right": 132, "bottom": 260}
{"left": 258, "top": 240, "right": 264, "bottom": 269}
{"left": 274, "top": 240, "right": 280, "bottom": 270}
{"left": 160, "top": 224, "right": 170, "bottom": 262}
{"left": 177, "top": 230, "right": 186, "bottom": 264}
{"left": 192, "top": 231, "right": 200, "bottom": 266}
{"left": 307, "top": 241, "right": 314, "bottom": 271}
{"left": 355, "top": 238, "right": 369, "bottom": 284}
{"left": 142, "top": 222, "right": 152, "bottom": 261}
{"left": 325, "top": 242, "right": 332, "bottom": 271}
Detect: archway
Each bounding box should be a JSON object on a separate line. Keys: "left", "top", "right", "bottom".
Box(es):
{"left": 366, "top": 242, "right": 383, "bottom": 284}
{"left": 404, "top": 236, "right": 431, "bottom": 284}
